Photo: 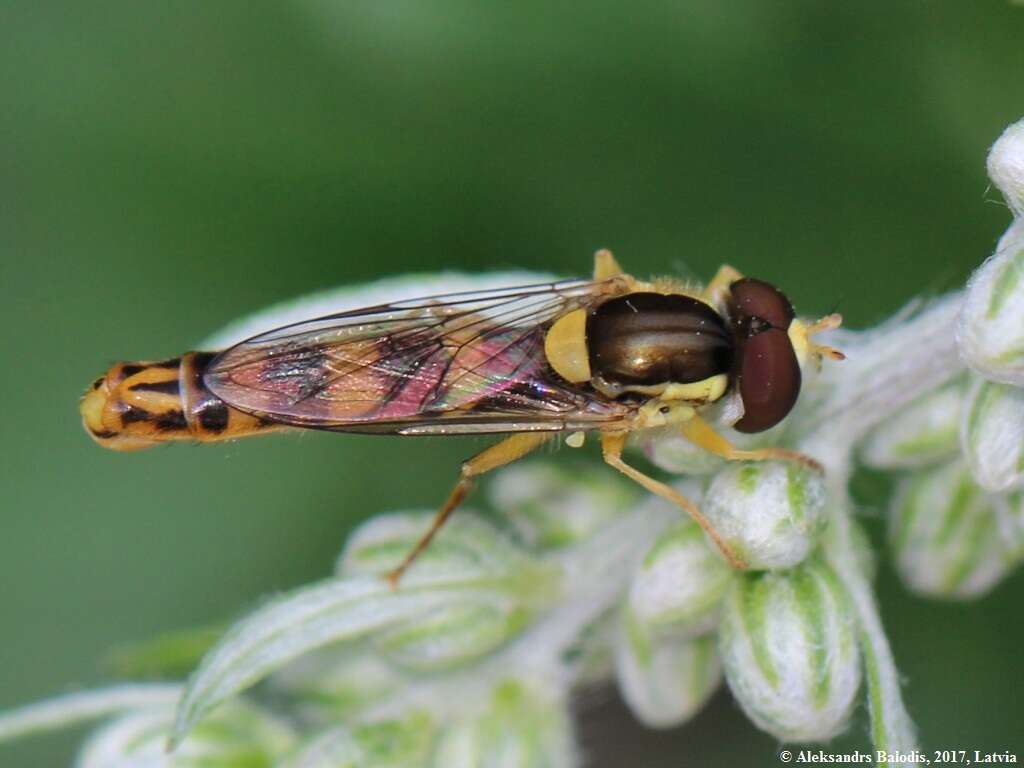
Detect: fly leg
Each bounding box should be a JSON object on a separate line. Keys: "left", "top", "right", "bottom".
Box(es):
{"left": 680, "top": 415, "right": 823, "bottom": 472}
{"left": 600, "top": 432, "right": 747, "bottom": 569}
{"left": 701, "top": 264, "right": 744, "bottom": 307}
{"left": 593, "top": 249, "right": 624, "bottom": 279}
{"left": 386, "top": 432, "right": 552, "bottom": 587}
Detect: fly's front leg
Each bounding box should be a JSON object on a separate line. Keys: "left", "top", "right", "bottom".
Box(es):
{"left": 702, "top": 264, "right": 743, "bottom": 307}
{"left": 386, "top": 432, "right": 552, "bottom": 587}
{"left": 680, "top": 415, "right": 823, "bottom": 472}
{"left": 600, "top": 432, "right": 747, "bottom": 569}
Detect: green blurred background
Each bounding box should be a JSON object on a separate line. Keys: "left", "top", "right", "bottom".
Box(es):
{"left": 3, "top": 2, "right": 1023, "bottom": 765}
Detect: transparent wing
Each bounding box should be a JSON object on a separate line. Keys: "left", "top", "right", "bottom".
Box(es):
{"left": 204, "top": 278, "right": 632, "bottom": 435}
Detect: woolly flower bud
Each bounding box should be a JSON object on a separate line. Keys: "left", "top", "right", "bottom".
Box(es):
{"left": 268, "top": 646, "right": 402, "bottom": 723}
{"left": 626, "top": 519, "right": 732, "bottom": 637}
{"left": 79, "top": 702, "right": 294, "bottom": 768}
{"left": 718, "top": 560, "right": 860, "bottom": 742}
{"left": 641, "top": 417, "right": 788, "bottom": 475}
{"left": 283, "top": 712, "right": 435, "bottom": 768}
{"left": 338, "top": 512, "right": 557, "bottom": 671}
{"left": 373, "top": 600, "right": 534, "bottom": 673}
{"left": 615, "top": 613, "right": 722, "bottom": 729}
{"left": 432, "top": 681, "right": 575, "bottom": 768}
{"left": 488, "top": 462, "right": 637, "bottom": 549}
{"left": 338, "top": 511, "right": 534, "bottom": 579}
{"left": 860, "top": 381, "right": 963, "bottom": 469}
{"left": 961, "top": 376, "right": 1024, "bottom": 492}
{"left": 988, "top": 116, "right": 1024, "bottom": 217}
{"left": 890, "top": 459, "right": 1017, "bottom": 599}
{"left": 570, "top": 613, "right": 617, "bottom": 685}
{"left": 641, "top": 432, "right": 726, "bottom": 475}
{"left": 703, "top": 462, "right": 827, "bottom": 570}
{"left": 958, "top": 219, "right": 1024, "bottom": 386}
{"left": 995, "top": 490, "right": 1024, "bottom": 560}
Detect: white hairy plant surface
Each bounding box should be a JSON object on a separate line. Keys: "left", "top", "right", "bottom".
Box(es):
{"left": 4, "top": 118, "right": 1024, "bottom": 768}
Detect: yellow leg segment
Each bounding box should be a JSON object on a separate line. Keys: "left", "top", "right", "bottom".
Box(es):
{"left": 386, "top": 432, "right": 551, "bottom": 586}
{"left": 680, "top": 415, "right": 823, "bottom": 472}
{"left": 601, "top": 432, "right": 747, "bottom": 569}
{"left": 593, "top": 249, "right": 624, "bottom": 280}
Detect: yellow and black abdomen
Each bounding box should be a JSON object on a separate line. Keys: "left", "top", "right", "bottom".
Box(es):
{"left": 80, "top": 353, "right": 279, "bottom": 451}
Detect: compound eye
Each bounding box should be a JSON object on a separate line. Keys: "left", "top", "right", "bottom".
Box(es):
{"left": 733, "top": 327, "right": 801, "bottom": 433}
{"left": 728, "top": 278, "right": 795, "bottom": 330}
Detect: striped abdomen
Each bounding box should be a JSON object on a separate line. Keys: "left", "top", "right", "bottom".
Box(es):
{"left": 80, "top": 353, "right": 280, "bottom": 451}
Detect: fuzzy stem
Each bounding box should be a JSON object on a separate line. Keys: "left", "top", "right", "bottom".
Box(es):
{"left": 797, "top": 294, "right": 963, "bottom": 462}
{"left": 793, "top": 298, "right": 965, "bottom": 763}
{"left": 824, "top": 483, "right": 919, "bottom": 763}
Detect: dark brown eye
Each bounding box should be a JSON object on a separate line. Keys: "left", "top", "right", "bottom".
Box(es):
{"left": 728, "top": 278, "right": 795, "bottom": 330}
{"left": 733, "top": 327, "right": 801, "bottom": 433}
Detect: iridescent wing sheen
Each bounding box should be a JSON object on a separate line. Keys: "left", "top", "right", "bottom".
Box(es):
{"left": 204, "top": 278, "right": 633, "bottom": 435}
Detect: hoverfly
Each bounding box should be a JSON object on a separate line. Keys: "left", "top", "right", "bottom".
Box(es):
{"left": 80, "top": 251, "right": 843, "bottom": 583}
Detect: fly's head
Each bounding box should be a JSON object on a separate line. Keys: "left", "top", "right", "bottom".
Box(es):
{"left": 726, "top": 278, "right": 844, "bottom": 433}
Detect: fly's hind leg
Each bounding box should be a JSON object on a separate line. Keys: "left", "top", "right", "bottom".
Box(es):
{"left": 600, "top": 432, "right": 747, "bottom": 569}
{"left": 385, "top": 432, "right": 552, "bottom": 587}
{"left": 680, "top": 415, "right": 823, "bottom": 472}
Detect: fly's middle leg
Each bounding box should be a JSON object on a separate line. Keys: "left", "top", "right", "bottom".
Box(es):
{"left": 679, "top": 415, "right": 823, "bottom": 472}
{"left": 385, "top": 432, "right": 552, "bottom": 587}
{"left": 600, "top": 432, "right": 747, "bottom": 569}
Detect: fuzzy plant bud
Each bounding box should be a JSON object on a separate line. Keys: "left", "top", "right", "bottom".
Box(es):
{"left": 959, "top": 219, "right": 1024, "bottom": 385}
{"left": 890, "top": 459, "right": 1017, "bottom": 599}
{"left": 79, "top": 702, "right": 295, "bottom": 768}
{"left": 641, "top": 432, "right": 726, "bottom": 475}
{"left": 338, "top": 511, "right": 535, "bottom": 580}
{"left": 860, "top": 380, "right": 964, "bottom": 469}
{"left": 373, "top": 599, "right": 534, "bottom": 672}
{"left": 718, "top": 559, "right": 860, "bottom": 742}
{"left": 337, "top": 512, "right": 557, "bottom": 671}
{"left": 703, "top": 462, "right": 826, "bottom": 570}
{"left": 282, "top": 729, "right": 364, "bottom": 768}
{"left": 283, "top": 713, "right": 436, "bottom": 768}
{"left": 431, "top": 681, "right": 575, "bottom": 768}
{"left": 960, "top": 376, "right": 1024, "bottom": 492}
{"left": 625, "top": 519, "right": 732, "bottom": 637}
{"left": 614, "top": 613, "right": 722, "bottom": 729}
{"left": 487, "top": 462, "right": 637, "bottom": 549}
{"left": 268, "top": 646, "right": 402, "bottom": 724}
{"left": 959, "top": 118, "right": 1024, "bottom": 383}
{"left": 568, "top": 613, "right": 617, "bottom": 685}
{"left": 995, "top": 490, "right": 1024, "bottom": 560}
{"left": 987, "top": 116, "right": 1024, "bottom": 217}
